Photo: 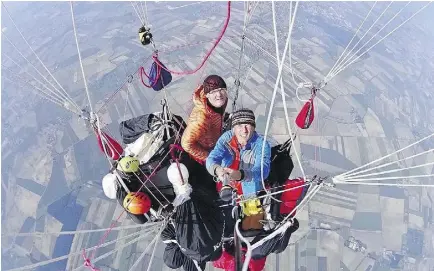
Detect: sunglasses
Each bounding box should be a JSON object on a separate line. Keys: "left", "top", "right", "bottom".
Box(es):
{"left": 207, "top": 88, "right": 227, "bottom": 95}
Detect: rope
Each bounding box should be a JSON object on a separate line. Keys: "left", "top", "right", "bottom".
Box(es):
{"left": 231, "top": 1, "right": 259, "bottom": 111}
{"left": 70, "top": 1, "right": 93, "bottom": 114}
{"left": 329, "top": 1, "right": 409, "bottom": 78}
{"left": 235, "top": 219, "right": 252, "bottom": 271}
{"left": 325, "top": 1, "right": 381, "bottom": 79}
{"left": 336, "top": 174, "right": 434, "bottom": 183}
{"left": 84, "top": 118, "right": 186, "bottom": 267}
{"left": 3, "top": 222, "right": 161, "bottom": 237}
{"left": 1, "top": 65, "right": 71, "bottom": 112}
{"left": 342, "top": 148, "right": 434, "bottom": 179}
{"left": 287, "top": 1, "right": 308, "bottom": 87}
{"left": 1, "top": 33, "right": 82, "bottom": 113}
{"left": 341, "top": 161, "right": 434, "bottom": 180}
{"left": 327, "top": 2, "right": 432, "bottom": 81}
{"left": 2, "top": 2, "right": 81, "bottom": 114}
{"left": 131, "top": 1, "right": 145, "bottom": 26}
{"left": 240, "top": 184, "right": 323, "bottom": 271}
{"left": 152, "top": 1, "right": 231, "bottom": 75}
{"left": 334, "top": 180, "right": 434, "bottom": 187}
{"left": 139, "top": 65, "right": 161, "bottom": 88}
{"left": 2, "top": 54, "right": 74, "bottom": 109}
{"left": 141, "top": 1, "right": 149, "bottom": 26}
{"left": 336, "top": 132, "right": 434, "bottom": 178}
{"left": 261, "top": 1, "right": 306, "bottom": 196}
{"left": 243, "top": 35, "right": 309, "bottom": 85}
{"left": 77, "top": 226, "right": 160, "bottom": 271}
{"left": 127, "top": 222, "right": 165, "bottom": 271}
{"left": 258, "top": 0, "right": 302, "bottom": 203}
{"left": 95, "top": 116, "right": 171, "bottom": 206}
{"left": 144, "top": 226, "right": 162, "bottom": 271}
{"left": 5, "top": 228, "right": 156, "bottom": 271}
{"left": 96, "top": 55, "right": 153, "bottom": 114}
{"left": 236, "top": 182, "right": 311, "bottom": 205}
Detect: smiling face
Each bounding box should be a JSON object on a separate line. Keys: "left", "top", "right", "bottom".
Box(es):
{"left": 233, "top": 123, "right": 255, "bottom": 145}
{"left": 206, "top": 88, "right": 227, "bottom": 108}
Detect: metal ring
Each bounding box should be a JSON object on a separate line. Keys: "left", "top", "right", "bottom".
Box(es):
{"left": 127, "top": 75, "right": 133, "bottom": 83}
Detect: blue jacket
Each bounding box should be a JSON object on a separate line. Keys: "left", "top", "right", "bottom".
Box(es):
{"left": 206, "top": 130, "right": 271, "bottom": 194}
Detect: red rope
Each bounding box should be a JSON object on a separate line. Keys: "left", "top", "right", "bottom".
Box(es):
{"left": 139, "top": 64, "right": 161, "bottom": 88}
{"left": 82, "top": 143, "right": 183, "bottom": 270}
{"left": 152, "top": 1, "right": 231, "bottom": 75}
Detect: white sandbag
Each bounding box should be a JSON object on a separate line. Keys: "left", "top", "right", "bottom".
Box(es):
{"left": 167, "top": 162, "right": 192, "bottom": 206}
{"left": 102, "top": 173, "right": 118, "bottom": 199}
{"left": 124, "top": 131, "right": 163, "bottom": 164}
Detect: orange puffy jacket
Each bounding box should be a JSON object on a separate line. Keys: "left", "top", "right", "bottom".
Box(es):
{"left": 181, "top": 85, "right": 227, "bottom": 163}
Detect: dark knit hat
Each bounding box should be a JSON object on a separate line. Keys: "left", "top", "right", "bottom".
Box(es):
{"left": 203, "top": 75, "right": 227, "bottom": 94}
{"left": 231, "top": 109, "right": 256, "bottom": 128}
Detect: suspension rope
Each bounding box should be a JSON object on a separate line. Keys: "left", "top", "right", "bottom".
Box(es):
{"left": 152, "top": 1, "right": 231, "bottom": 75}
{"left": 2, "top": 54, "right": 72, "bottom": 106}
{"left": 232, "top": 1, "right": 259, "bottom": 111}
{"left": 6, "top": 227, "right": 157, "bottom": 271}
{"left": 261, "top": 1, "right": 306, "bottom": 194}
{"left": 78, "top": 226, "right": 160, "bottom": 271}
{"left": 336, "top": 132, "right": 434, "bottom": 178}
{"left": 96, "top": 55, "right": 153, "bottom": 114}
{"left": 341, "top": 161, "right": 434, "bottom": 180}
{"left": 243, "top": 35, "right": 310, "bottom": 85}
{"left": 327, "top": 1, "right": 390, "bottom": 79}
{"left": 334, "top": 180, "right": 434, "bottom": 187}
{"left": 259, "top": 0, "right": 303, "bottom": 203}
{"left": 131, "top": 1, "right": 145, "bottom": 26}
{"left": 326, "top": 2, "right": 432, "bottom": 82}
{"left": 144, "top": 228, "right": 161, "bottom": 271}
{"left": 287, "top": 1, "right": 309, "bottom": 87}
{"left": 325, "top": 1, "right": 378, "bottom": 80}
{"left": 70, "top": 1, "right": 94, "bottom": 114}
{"left": 3, "top": 222, "right": 161, "bottom": 237}
{"left": 1, "top": 33, "right": 82, "bottom": 113}
{"left": 141, "top": 1, "right": 150, "bottom": 26}
{"left": 2, "top": 2, "right": 81, "bottom": 113}
{"left": 1, "top": 66, "right": 69, "bottom": 111}
{"left": 343, "top": 148, "right": 434, "bottom": 179}
{"left": 336, "top": 174, "right": 434, "bottom": 183}
{"left": 329, "top": 2, "right": 409, "bottom": 78}
{"left": 127, "top": 222, "right": 165, "bottom": 271}
{"left": 333, "top": 181, "right": 434, "bottom": 187}
{"left": 236, "top": 181, "right": 311, "bottom": 205}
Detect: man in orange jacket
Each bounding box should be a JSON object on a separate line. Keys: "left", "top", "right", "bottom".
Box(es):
{"left": 181, "top": 75, "right": 229, "bottom": 164}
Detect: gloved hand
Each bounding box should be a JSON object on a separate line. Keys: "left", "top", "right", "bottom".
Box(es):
{"left": 215, "top": 166, "right": 226, "bottom": 180}
{"left": 223, "top": 168, "right": 242, "bottom": 181}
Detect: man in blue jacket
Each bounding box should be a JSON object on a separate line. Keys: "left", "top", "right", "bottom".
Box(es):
{"left": 206, "top": 108, "right": 271, "bottom": 197}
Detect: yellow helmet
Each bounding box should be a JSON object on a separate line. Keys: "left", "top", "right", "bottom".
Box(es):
{"left": 117, "top": 156, "right": 140, "bottom": 173}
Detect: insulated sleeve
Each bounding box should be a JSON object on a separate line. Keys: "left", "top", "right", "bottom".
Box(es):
{"left": 181, "top": 110, "right": 210, "bottom": 162}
